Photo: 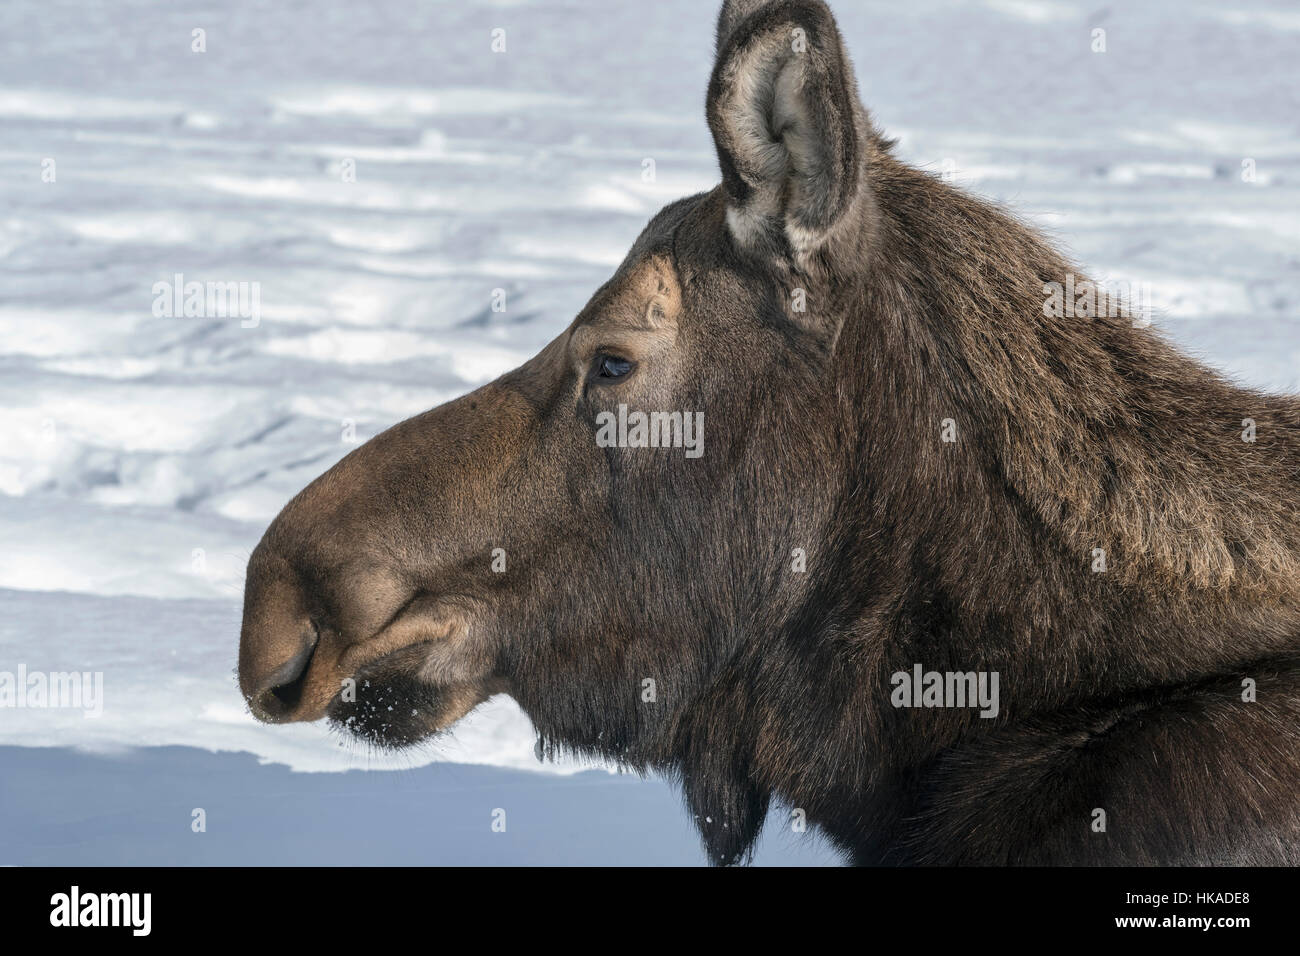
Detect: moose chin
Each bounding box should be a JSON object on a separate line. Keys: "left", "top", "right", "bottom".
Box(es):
{"left": 238, "top": 0, "right": 1300, "bottom": 866}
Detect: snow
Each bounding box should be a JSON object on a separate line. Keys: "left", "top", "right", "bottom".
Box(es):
{"left": 0, "top": 0, "right": 1297, "bottom": 863}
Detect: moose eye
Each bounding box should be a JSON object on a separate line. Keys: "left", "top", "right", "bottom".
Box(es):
{"left": 594, "top": 355, "right": 634, "bottom": 380}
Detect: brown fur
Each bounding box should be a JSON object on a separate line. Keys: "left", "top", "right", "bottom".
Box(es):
{"left": 239, "top": 0, "right": 1300, "bottom": 865}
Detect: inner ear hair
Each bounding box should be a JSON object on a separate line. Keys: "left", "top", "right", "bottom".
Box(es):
{"left": 707, "top": 0, "right": 864, "bottom": 263}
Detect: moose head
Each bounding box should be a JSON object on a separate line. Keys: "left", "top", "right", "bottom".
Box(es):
{"left": 239, "top": 0, "right": 1300, "bottom": 865}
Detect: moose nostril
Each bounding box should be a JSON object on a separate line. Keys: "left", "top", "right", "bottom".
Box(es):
{"left": 254, "top": 628, "right": 319, "bottom": 719}
{"left": 269, "top": 652, "right": 313, "bottom": 710}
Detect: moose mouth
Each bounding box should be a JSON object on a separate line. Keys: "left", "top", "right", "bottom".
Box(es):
{"left": 325, "top": 641, "right": 487, "bottom": 750}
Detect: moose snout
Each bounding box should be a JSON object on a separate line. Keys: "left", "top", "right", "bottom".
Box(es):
{"left": 236, "top": 382, "right": 528, "bottom": 733}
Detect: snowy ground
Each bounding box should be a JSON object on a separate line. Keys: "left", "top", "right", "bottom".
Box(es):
{"left": 1, "top": 0, "right": 1297, "bottom": 864}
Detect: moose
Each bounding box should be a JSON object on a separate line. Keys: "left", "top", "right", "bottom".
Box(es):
{"left": 238, "top": 0, "right": 1300, "bottom": 865}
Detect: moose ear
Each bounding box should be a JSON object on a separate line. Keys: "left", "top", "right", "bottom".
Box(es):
{"left": 708, "top": 0, "right": 865, "bottom": 264}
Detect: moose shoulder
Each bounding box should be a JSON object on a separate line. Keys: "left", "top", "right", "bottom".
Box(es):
{"left": 238, "top": 0, "right": 1300, "bottom": 865}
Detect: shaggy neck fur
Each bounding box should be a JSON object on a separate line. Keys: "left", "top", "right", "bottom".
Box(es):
{"left": 662, "top": 138, "right": 1300, "bottom": 866}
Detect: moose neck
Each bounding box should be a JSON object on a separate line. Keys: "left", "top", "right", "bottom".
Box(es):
{"left": 841, "top": 148, "right": 1300, "bottom": 668}
{"left": 690, "top": 149, "right": 1300, "bottom": 862}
